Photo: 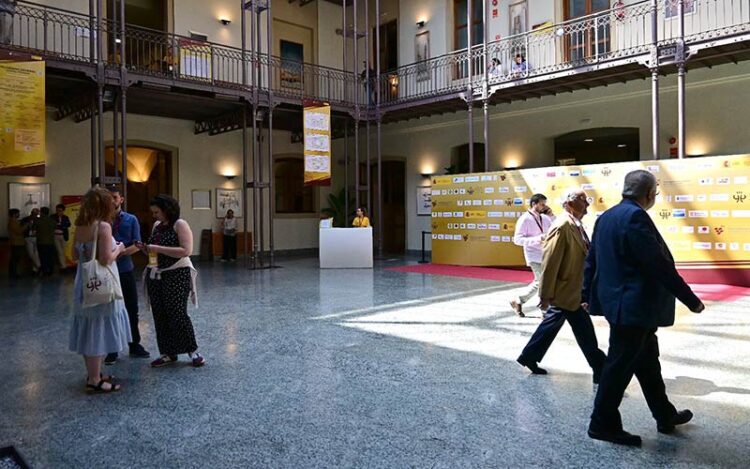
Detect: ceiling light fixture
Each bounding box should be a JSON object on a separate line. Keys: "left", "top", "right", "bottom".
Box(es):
{"left": 584, "top": 138, "right": 594, "bottom": 142}
{"left": 617, "top": 144, "right": 627, "bottom": 148}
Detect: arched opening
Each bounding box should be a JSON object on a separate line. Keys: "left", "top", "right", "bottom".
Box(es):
{"left": 554, "top": 127, "right": 639, "bottom": 166}
{"left": 105, "top": 144, "right": 174, "bottom": 241}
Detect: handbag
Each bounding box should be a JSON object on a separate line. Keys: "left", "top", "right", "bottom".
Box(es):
{"left": 81, "top": 222, "right": 123, "bottom": 308}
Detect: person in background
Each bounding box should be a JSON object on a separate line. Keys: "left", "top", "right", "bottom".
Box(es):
{"left": 489, "top": 57, "right": 502, "bottom": 78}
{"left": 69, "top": 187, "right": 131, "bottom": 394}
{"left": 7, "top": 209, "right": 25, "bottom": 279}
{"left": 221, "top": 209, "right": 237, "bottom": 262}
{"left": 138, "top": 195, "right": 205, "bottom": 368}
{"left": 352, "top": 207, "right": 370, "bottom": 228}
{"left": 53, "top": 203, "right": 72, "bottom": 272}
{"left": 511, "top": 54, "right": 529, "bottom": 75}
{"left": 585, "top": 170, "right": 705, "bottom": 447}
{"left": 104, "top": 186, "right": 150, "bottom": 365}
{"left": 21, "top": 208, "right": 41, "bottom": 274}
{"left": 0, "top": 0, "right": 16, "bottom": 45}
{"left": 361, "top": 61, "right": 376, "bottom": 105}
{"left": 511, "top": 193, "right": 555, "bottom": 317}
{"left": 35, "top": 207, "right": 57, "bottom": 276}
{"left": 516, "top": 189, "right": 606, "bottom": 382}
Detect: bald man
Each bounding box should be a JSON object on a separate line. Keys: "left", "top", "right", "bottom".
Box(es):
{"left": 516, "top": 189, "right": 606, "bottom": 383}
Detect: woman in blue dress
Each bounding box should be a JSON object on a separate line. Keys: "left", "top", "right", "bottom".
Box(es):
{"left": 69, "top": 187, "right": 132, "bottom": 393}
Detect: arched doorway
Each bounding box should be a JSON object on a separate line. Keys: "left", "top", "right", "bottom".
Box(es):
{"left": 105, "top": 144, "right": 174, "bottom": 242}
{"left": 554, "top": 128, "right": 639, "bottom": 166}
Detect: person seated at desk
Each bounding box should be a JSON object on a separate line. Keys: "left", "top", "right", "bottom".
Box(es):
{"left": 352, "top": 208, "right": 370, "bottom": 228}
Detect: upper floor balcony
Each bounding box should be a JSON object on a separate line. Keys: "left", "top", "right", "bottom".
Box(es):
{"left": 2, "top": 0, "right": 750, "bottom": 122}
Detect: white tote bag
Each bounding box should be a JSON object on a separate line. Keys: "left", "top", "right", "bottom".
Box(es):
{"left": 81, "top": 223, "right": 123, "bottom": 308}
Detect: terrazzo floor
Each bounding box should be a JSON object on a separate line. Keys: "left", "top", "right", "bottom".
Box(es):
{"left": 1, "top": 257, "right": 749, "bottom": 468}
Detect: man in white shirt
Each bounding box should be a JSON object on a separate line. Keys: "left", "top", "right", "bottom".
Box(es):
{"left": 511, "top": 193, "right": 554, "bottom": 317}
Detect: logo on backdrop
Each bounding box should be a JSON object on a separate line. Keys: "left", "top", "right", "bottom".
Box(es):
{"left": 601, "top": 167, "right": 612, "bottom": 177}
{"left": 659, "top": 209, "right": 671, "bottom": 220}
{"left": 734, "top": 191, "right": 747, "bottom": 204}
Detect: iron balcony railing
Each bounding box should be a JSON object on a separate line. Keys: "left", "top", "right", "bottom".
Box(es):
{"left": 2, "top": 0, "right": 750, "bottom": 110}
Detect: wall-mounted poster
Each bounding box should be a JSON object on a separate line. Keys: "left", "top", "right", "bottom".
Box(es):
{"left": 192, "top": 189, "right": 211, "bottom": 210}
{"left": 8, "top": 182, "right": 50, "bottom": 218}
{"left": 216, "top": 188, "right": 242, "bottom": 218}
{"left": 415, "top": 31, "right": 430, "bottom": 82}
{"left": 280, "top": 40, "right": 304, "bottom": 89}
{"left": 417, "top": 186, "right": 432, "bottom": 216}
{"left": 509, "top": 0, "right": 528, "bottom": 36}
{"left": 0, "top": 60, "right": 46, "bottom": 176}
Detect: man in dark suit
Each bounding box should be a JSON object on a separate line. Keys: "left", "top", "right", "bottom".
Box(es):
{"left": 583, "top": 170, "right": 705, "bottom": 447}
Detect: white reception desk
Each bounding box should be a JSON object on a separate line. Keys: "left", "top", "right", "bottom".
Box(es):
{"left": 319, "top": 227, "right": 373, "bottom": 269}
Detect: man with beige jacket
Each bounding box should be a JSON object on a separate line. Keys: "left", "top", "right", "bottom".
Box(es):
{"left": 516, "top": 188, "right": 606, "bottom": 381}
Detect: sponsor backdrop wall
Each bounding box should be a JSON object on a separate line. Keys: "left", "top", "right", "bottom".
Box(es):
{"left": 431, "top": 155, "right": 750, "bottom": 272}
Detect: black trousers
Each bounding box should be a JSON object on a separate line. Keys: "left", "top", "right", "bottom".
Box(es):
{"left": 119, "top": 270, "right": 141, "bottom": 346}
{"left": 9, "top": 245, "right": 25, "bottom": 277}
{"left": 222, "top": 235, "right": 236, "bottom": 260}
{"left": 518, "top": 306, "right": 606, "bottom": 381}
{"left": 38, "top": 243, "right": 55, "bottom": 275}
{"left": 590, "top": 325, "right": 677, "bottom": 432}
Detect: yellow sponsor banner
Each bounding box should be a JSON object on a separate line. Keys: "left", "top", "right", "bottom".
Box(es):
{"left": 432, "top": 155, "right": 750, "bottom": 268}
{"left": 61, "top": 196, "right": 82, "bottom": 267}
{"left": 303, "top": 101, "right": 331, "bottom": 186}
{"left": 0, "top": 60, "right": 46, "bottom": 176}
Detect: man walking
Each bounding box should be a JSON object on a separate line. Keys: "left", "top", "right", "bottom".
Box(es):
{"left": 511, "top": 193, "right": 554, "bottom": 317}
{"left": 52, "top": 203, "right": 71, "bottom": 272}
{"left": 516, "top": 188, "right": 606, "bottom": 381}
{"left": 105, "top": 187, "right": 150, "bottom": 364}
{"left": 585, "top": 170, "right": 704, "bottom": 447}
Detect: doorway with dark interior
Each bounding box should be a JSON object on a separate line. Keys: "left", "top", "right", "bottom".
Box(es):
{"left": 359, "top": 160, "right": 406, "bottom": 254}
{"left": 554, "top": 128, "right": 640, "bottom": 166}
{"left": 107, "top": 0, "right": 170, "bottom": 70}
{"left": 105, "top": 145, "right": 174, "bottom": 245}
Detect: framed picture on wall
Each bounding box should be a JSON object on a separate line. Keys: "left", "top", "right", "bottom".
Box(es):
{"left": 509, "top": 0, "right": 528, "bottom": 36}
{"left": 8, "top": 182, "right": 50, "bottom": 218}
{"left": 417, "top": 186, "right": 432, "bottom": 216}
{"left": 216, "top": 188, "right": 242, "bottom": 218}
{"left": 191, "top": 189, "right": 211, "bottom": 210}
{"left": 415, "top": 31, "right": 430, "bottom": 82}
{"left": 280, "top": 40, "right": 304, "bottom": 89}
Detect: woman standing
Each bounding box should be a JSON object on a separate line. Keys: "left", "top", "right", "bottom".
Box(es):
{"left": 221, "top": 209, "right": 237, "bottom": 262}
{"left": 139, "top": 195, "right": 205, "bottom": 368}
{"left": 69, "top": 187, "right": 131, "bottom": 393}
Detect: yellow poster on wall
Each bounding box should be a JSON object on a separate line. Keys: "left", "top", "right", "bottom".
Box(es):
{"left": 0, "top": 60, "right": 46, "bottom": 176}
{"left": 303, "top": 100, "right": 331, "bottom": 186}
{"left": 431, "top": 155, "right": 750, "bottom": 269}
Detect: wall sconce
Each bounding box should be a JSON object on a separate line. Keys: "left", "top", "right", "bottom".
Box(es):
{"left": 223, "top": 174, "right": 236, "bottom": 181}
{"left": 219, "top": 18, "right": 231, "bottom": 26}
{"left": 416, "top": 20, "right": 426, "bottom": 29}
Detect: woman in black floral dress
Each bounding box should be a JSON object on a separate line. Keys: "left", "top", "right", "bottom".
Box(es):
{"left": 138, "top": 195, "right": 205, "bottom": 368}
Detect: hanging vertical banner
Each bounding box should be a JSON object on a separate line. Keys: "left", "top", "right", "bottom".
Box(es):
{"left": 303, "top": 100, "right": 331, "bottom": 186}
{"left": 0, "top": 60, "right": 46, "bottom": 176}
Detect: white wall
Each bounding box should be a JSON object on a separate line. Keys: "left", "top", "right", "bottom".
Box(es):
{"left": 399, "top": 0, "right": 449, "bottom": 65}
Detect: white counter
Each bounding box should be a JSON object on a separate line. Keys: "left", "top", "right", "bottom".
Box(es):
{"left": 319, "top": 227, "right": 373, "bottom": 269}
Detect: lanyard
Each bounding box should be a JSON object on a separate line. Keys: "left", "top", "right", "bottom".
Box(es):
{"left": 528, "top": 210, "right": 544, "bottom": 233}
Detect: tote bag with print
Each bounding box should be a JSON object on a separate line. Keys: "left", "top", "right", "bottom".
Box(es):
{"left": 81, "top": 223, "right": 123, "bottom": 308}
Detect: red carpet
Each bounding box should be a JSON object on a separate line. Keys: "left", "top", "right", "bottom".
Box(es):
{"left": 387, "top": 264, "right": 750, "bottom": 302}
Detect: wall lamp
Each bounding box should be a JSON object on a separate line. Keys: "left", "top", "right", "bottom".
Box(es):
{"left": 416, "top": 20, "right": 426, "bottom": 29}
{"left": 223, "top": 174, "right": 236, "bottom": 181}
{"left": 219, "top": 18, "right": 231, "bottom": 26}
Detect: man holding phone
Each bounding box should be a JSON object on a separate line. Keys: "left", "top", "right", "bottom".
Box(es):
{"left": 511, "top": 193, "right": 554, "bottom": 317}
{"left": 105, "top": 186, "right": 150, "bottom": 365}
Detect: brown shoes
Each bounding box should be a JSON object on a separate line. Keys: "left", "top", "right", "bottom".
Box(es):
{"left": 510, "top": 300, "right": 525, "bottom": 317}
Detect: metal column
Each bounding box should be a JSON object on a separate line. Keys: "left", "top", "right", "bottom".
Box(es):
{"left": 119, "top": 0, "right": 128, "bottom": 203}
{"left": 365, "top": 0, "right": 371, "bottom": 217}
{"left": 375, "top": 0, "right": 382, "bottom": 255}
{"left": 650, "top": 0, "right": 659, "bottom": 160}
{"left": 482, "top": 0, "right": 489, "bottom": 171}
{"left": 353, "top": 0, "right": 360, "bottom": 211}
{"left": 677, "top": 0, "right": 686, "bottom": 159}
{"left": 467, "top": 0, "right": 474, "bottom": 172}
{"left": 89, "top": 0, "right": 96, "bottom": 185}
{"left": 241, "top": 0, "right": 249, "bottom": 266}
{"left": 343, "top": 0, "right": 349, "bottom": 222}
{"left": 266, "top": 0, "right": 275, "bottom": 267}
{"left": 96, "top": 0, "right": 105, "bottom": 184}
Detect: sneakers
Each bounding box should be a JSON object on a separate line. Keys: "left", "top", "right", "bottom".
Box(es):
{"left": 510, "top": 299, "right": 525, "bottom": 317}
{"left": 191, "top": 352, "right": 206, "bottom": 368}
{"left": 104, "top": 353, "right": 118, "bottom": 365}
{"left": 150, "top": 355, "right": 178, "bottom": 368}
{"left": 129, "top": 343, "right": 151, "bottom": 358}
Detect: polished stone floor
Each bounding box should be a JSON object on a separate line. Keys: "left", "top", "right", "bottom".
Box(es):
{"left": 1, "top": 257, "right": 749, "bottom": 468}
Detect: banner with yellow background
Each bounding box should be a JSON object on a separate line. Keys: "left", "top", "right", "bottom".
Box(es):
{"left": 0, "top": 60, "right": 46, "bottom": 176}
{"left": 431, "top": 155, "right": 750, "bottom": 270}
{"left": 303, "top": 101, "right": 331, "bottom": 186}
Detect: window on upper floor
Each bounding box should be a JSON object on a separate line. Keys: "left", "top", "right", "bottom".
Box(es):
{"left": 453, "top": 0, "right": 484, "bottom": 51}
